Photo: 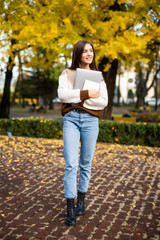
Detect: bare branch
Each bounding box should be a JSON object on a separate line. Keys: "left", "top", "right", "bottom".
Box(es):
{"left": 145, "top": 70, "right": 151, "bottom": 85}
{"left": 147, "top": 68, "right": 160, "bottom": 91}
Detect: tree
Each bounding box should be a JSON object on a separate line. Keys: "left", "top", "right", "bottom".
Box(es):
{"left": 117, "top": 86, "right": 121, "bottom": 100}
{"left": 13, "top": 65, "right": 63, "bottom": 109}
{"left": 0, "top": 38, "right": 17, "bottom": 118}
{"left": 135, "top": 48, "right": 160, "bottom": 108}
{"left": 0, "top": 0, "right": 60, "bottom": 118}
{"left": 1, "top": 0, "right": 160, "bottom": 119}
{"left": 117, "top": 62, "right": 123, "bottom": 106}
{"left": 53, "top": 0, "right": 160, "bottom": 118}
{"left": 99, "top": 58, "right": 118, "bottom": 118}
{"left": 134, "top": 2, "right": 160, "bottom": 108}
{"left": 31, "top": 65, "right": 63, "bottom": 110}
{"left": 128, "top": 89, "right": 134, "bottom": 99}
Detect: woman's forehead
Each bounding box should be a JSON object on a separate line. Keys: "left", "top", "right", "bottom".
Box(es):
{"left": 83, "top": 43, "right": 93, "bottom": 50}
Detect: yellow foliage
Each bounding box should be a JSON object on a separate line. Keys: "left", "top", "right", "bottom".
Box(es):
{"left": 0, "top": 0, "right": 159, "bottom": 70}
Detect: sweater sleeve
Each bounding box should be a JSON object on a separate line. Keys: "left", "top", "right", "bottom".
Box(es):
{"left": 80, "top": 90, "right": 89, "bottom": 101}
{"left": 57, "top": 73, "right": 81, "bottom": 103}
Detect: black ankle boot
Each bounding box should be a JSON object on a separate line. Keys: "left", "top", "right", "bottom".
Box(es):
{"left": 76, "top": 191, "right": 85, "bottom": 216}
{"left": 65, "top": 198, "right": 77, "bottom": 226}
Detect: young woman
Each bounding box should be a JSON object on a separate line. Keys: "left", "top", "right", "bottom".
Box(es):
{"left": 58, "top": 40, "right": 108, "bottom": 226}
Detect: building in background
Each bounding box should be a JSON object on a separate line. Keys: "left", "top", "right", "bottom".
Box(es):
{"left": 115, "top": 69, "right": 157, "bottom": 103}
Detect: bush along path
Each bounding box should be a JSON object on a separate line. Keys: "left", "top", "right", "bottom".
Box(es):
{"left": 0, "top": 136, "right": 160, "bottom": 240}
{"left": 0, "top": 118, "right": 160, "bottom": 147}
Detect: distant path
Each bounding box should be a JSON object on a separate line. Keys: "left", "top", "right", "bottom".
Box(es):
{"left": 10, "top": 107, "right": 130, "bottom": 120}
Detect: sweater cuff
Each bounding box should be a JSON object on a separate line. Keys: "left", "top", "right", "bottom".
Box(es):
{"left": 80, "top": 90, "right": 89, "bottom": 101}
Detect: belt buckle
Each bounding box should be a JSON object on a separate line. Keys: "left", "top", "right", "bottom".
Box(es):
{"left": 75, "top": 108, "right": 85, "bottom": 113}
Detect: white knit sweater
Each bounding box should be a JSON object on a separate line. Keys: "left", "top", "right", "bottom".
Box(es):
{"left": 58, "top": 69, "right": 108, "bottom": 111}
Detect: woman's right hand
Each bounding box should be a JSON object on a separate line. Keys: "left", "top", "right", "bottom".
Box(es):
{"left": 88, "top": 89, "right": 100, "bottom": 98}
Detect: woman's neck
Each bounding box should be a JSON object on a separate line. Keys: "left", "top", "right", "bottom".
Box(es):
{"left": 79, "top": 63, "right": 90, "bottom": 69}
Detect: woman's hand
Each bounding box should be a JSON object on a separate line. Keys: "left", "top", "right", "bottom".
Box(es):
{"left": 88, "top": 89, "right": 100, "bottom": 98}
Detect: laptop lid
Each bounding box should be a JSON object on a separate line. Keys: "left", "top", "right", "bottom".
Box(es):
{"left": 73, "top": 68, "right": 102, "bottom": 90}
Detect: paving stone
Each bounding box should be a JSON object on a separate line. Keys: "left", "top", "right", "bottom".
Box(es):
{"left": 0, "top": 136, "right": 160, "bottom": 240}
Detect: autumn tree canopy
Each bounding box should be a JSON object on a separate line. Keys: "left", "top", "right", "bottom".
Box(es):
{"left": 0, "top": 0, "right": 160, "bottom": 118}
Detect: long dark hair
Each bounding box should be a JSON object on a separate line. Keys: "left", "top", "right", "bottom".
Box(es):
{"left": 70, "top": 40, "right": 98, "bottom": 70}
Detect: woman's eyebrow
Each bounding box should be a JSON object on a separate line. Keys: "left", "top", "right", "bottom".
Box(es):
{"left": 84, "top": 48, "right": 93, "bottom": 51}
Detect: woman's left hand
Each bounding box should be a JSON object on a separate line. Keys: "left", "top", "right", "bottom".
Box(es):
{"left": 88, "top": 89, "right": 100, "bottom": 98}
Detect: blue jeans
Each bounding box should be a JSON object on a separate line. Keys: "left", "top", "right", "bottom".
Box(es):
{"left": 63, "top": 110, "right": 99, "bottom": 198}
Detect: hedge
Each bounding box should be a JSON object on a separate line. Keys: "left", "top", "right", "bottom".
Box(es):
{"left": 98, "top": 120, "right": 160, "bottom": 147}
{"left": 0, "top": 118, "right": 159, "bottom": 147}
{"left": 0, "top": 117, "right": 63, "bottom": 139}
{"left": 130, "top": 112, "right": 160, "bottom": 123}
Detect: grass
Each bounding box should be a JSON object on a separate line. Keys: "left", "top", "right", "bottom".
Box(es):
{"left": 10, "top": 107, "right": 28, "bottom": 113}
{"left": 10, "top": 107, "right": 61, "bottom": 115}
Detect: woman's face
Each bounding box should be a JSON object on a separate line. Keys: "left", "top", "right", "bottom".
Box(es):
{"left": 80, "top": 43, "right": 94, "bottom": 66}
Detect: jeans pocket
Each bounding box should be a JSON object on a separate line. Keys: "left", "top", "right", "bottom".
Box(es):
{"left": 64, "top": 111, "right": 74, "bottom": 119}
{"left": 65, "top": 110, "right": 76, "bottom": 117}
{"left": 64, "top": 112, "right": 70, "bottom": 117}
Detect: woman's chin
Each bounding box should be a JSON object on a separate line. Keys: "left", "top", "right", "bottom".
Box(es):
{"left": 86, "top": 61, "right": 92, "bottom": 64}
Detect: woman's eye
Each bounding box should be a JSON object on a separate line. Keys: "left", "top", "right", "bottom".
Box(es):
{"left": 83, "top": 50, "right": 93, "bottom": 53}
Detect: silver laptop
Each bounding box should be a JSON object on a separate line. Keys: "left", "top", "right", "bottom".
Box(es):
{"left": 73, "top": 68, "right": 102, "bottom": 90}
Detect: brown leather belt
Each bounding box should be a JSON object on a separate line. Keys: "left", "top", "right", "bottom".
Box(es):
{"left": 73, "top": 108, "right": 87, "bottom": 113}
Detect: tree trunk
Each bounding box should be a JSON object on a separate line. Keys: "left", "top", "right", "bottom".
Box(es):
{"left": 99, "top": 58, "right": 118, "bottom": 119}
{"left": 0, "top": 39, "right": 16, "bottom": 118}
{"left": 0, "top": 57, "right": 15, "bottom": 118}
{"left": 136, "top": 82, "right": 146, "bottom": 108}
{"left": 43, "top": 96, "right": 48, "bottom": 111}
{"left": 11, "top": 52, "right": 22, "bottom": 106}
{"left": 155, "top": 76, "right": 158, "bottom": 110}
{"left": 11, "top": 75, "right": 20, "bottom": 106}
{"left": 22, "top": 98, "right": 25, "bottom": 108}
{"left": 136, "top": 69, "right": 148, "bottom": 108}
{"left": 49, "top": 98, "right": 53, "bottom": 110}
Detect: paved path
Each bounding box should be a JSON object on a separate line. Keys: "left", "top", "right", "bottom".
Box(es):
{"left": 0, "top": 136, "right": 160, "bottom": 240}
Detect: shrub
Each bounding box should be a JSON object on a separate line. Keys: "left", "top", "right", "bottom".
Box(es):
{"left": 130, "top": 111, "right": 160, "bottom": 123}
{"left": 98, "top": 120, "right": 160, "bottom": 147}
{"left": 0, "top": 118, "right": 159, "bottom": 147}
{"left": 0, "top": 117, "right": 63, "bottom": 139}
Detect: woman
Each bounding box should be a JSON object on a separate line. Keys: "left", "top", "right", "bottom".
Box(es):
{"left": 58, "top": 40, "right": 108, "bottom": 226}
